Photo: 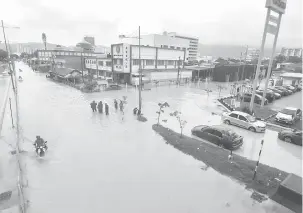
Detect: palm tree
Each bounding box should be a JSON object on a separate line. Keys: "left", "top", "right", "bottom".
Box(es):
{"left": 42, "top": 33, "right": 47, "bottom": 50}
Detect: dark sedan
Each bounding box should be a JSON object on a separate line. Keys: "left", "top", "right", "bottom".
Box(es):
{"left": 270, "top": 88, "right": 286, "bottom": 96}
{"left": 275, "top": 86, "right": 293, "bottom": 95}
{"left": 104, "top": 84, "right": 122, "bottom": 91}
{"left": 256, "top": 90, "right": 275, "bottom": 103}
{"left": 191, "top": 125, "right": 243, "bottom": 150}
{"left": 278, "top": 130, "right": 302, "bottom": 146}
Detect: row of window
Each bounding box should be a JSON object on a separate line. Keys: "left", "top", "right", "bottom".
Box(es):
{"left": 86, "top": 59, "right": 112, "bottom": 66}
{"left": 132, "top": 59, "right": 182, "bottom": 66}
{"left": 160, "top": 45, "right": 186, "bottom": 51}
{"left": 39, "top": 51, "right": 103, "bottom": 57}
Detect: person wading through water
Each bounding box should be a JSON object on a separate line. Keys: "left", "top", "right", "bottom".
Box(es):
{"left": 97, "top": 101, "right": 103, "bottom": 113}
{"left": 90, "top": 101, "right": 97, "bottom": 112}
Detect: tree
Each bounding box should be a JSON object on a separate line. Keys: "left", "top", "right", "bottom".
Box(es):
{"left": 42, "top": 33, "right": 47, "bottom": 50}
{"left": 0, "top": 49, "right": 8, "bottom": 60}
{"left": 275, "top": 54, "right": 286, "bottom": 63}
{"left": 170, "top": 111, "right": 187, "bottom": 137}
{"left": 287, "top": 56, "right": 302, "bottom": 64}
{"left": 156, "top": 102, "right": 169, "bottom": 125}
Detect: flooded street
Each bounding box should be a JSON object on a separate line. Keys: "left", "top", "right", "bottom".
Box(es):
{"left": 11, "top": 62, "right": 293, "bottom": 213}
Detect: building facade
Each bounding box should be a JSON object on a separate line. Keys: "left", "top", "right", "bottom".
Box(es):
{"left": 37, "top": 49, "right": 106, "bottom": 70}
{"left": 111, "top": 43, "right": 187, "bottom": 84}
{"left": 167, "top": 32, "right": 199, "bottom": 61}
{"left": 84, "top": 36, "right": 95, "bottom": 46}
{"left": 119, "top": 32, "right": 199, "bottom": 62}
{"left": 84, "top": 58, "right": 112, "bottom": 78}
{"left": 280, "top": 48, "right": 302, "bottom": 58}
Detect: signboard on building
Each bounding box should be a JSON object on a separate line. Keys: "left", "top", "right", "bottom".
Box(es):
{"left": 266, "top": 0, "right": 287, "bottom": 14}
{"left": 123, "top": 44, "right": 130, "bottom": 73}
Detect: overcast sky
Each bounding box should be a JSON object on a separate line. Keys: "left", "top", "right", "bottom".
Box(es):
{"left": 1, "top": 0, "right": 301, "bottom": 48}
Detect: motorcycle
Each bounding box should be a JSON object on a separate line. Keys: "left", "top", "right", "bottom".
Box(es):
{"left": 35, "top": 141, "right": 48, "bottom": 157}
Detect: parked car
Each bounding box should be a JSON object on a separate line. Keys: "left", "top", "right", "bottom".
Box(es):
{"left": 282, "top": 85, "right": 297, "bottom": 92}
{"left": 256, "top": 90, "right": 275, "bottom": 103}
{"left": 222, "top": 111, "right": 266, "bottom": 132}
{"left": 241, "top": 93, "right": 268, "bottom": 105}
{"left": 275, "top": 86, "right": 293, "bottom": 95}
{"left": 104, "top": 84, "right": 122, "bottom": 91}
{"left": 275, "top": 107, "right": 302, "bottom": 125}
{"left": 267, "top": 89, "right": 281, "bottom": 99}
{"left": 191, "top": 125, "right": 243, "bottom": 150}
{"left": 278, "top": 129, "right": 302, "bottom": 146}
{"left": 269, "top": 88, "right": 286, "bottom": 96}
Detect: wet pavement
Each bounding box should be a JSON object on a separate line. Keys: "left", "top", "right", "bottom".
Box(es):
{"left": 6, "top": 62, "right": 295, "bottom": 213}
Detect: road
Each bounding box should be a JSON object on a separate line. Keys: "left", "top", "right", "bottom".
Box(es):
{"left": 9, "top": 62, "right": 294, "bottom": 213}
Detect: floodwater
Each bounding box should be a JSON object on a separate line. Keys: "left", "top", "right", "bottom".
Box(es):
{"left": 7, "top": 62, "right": 294, "bottom": 213}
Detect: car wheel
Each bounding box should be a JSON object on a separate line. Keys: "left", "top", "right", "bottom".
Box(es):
{"left": 284, "top": 137, "right": 292, "bottom": 143}
{"left": 249, "top": 127, "right": 256, "bottom": 132}
{"left": 224, "top": 120, "right": 230, "bottom": 125}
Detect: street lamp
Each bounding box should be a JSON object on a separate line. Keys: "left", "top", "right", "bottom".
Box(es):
{"left": 119, "top": 26, "right": 143, "bottom": 113}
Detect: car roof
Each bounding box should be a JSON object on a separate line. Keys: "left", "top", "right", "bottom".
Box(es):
{"left": 284, "top": 107, "right": 299, "bottom": 110}
{"left": 230, "top": 111, "right": 250, "bottom": 116}
{"left": 209, "top": 125, "right": 236, "bottom": 134}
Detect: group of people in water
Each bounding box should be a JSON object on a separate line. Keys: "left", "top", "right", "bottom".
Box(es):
{"left": 90, "top": 99, "right": 142, "bottom": 116}
{"left": 90, "top": 99, "right": 125, "bottom": 115}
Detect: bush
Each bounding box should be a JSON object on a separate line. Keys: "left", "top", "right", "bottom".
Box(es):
{"left": 240, "top": 106, "right": 254, "bottom": 115}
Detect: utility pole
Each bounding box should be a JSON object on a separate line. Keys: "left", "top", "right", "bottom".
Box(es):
{"left": 1, "top": 20, "right": 16, "bottom": 92}
{"left": 138, "top": 26, "right": 142, "bottom": 113}
{"left": 81, "top": 51, "right": 84, "bottom": 83}
{"left": 240, "top": 45, "right": 248, "bottom": 81}
{"left": 177, "top": 56, "right": 180, "bottom": 85}
{"left": 96, "top": 57, "right": 99, "bottom": 79}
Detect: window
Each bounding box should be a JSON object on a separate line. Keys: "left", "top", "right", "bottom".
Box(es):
{"left": 167, "top": 60, "right": 174, "bottom": 66}
{"left": 212, "top": 130, "right": 223, "bottom": 138}
{"left": 176, "top": 47, "right": 181, "bottom": 50}
{"left": 157, "top": 60, "right": 165, "bottom": 66}
{"left": 182, "top": 47, "right": 186, "bottom": 50}
{"left": 229, "top": 113, "right": 238, "bottom": 118}
{"left": 77, "top": 53, "right": 81, "bottom": 56}
{"left": 106, "top": 61, "right": 111, "bottom": 66}
{"left": 163, "top": 45, "right": 168, "bottom": 48}
{"left": 98, "top": 61, "right": 104, "bottom": 66}
{"left": 133, "top": 59, "right": 140, "bottom": 65}
{"left": 170, "top": 46, "right": 174, "bottom": 49}
{"left": 146, "top": 60, "right": 154, "bottom": 66}
{"left": 203, "top": 128, "right": 214, "bottom": 134}
{"left": 239, "top": 115, "right": 247, "bottom": 122}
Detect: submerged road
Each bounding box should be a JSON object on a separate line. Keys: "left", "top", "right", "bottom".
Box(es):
{"left": 11, "top": 62, "right": 294, "bottom": 213}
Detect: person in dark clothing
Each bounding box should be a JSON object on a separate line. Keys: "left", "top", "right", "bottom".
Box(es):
{"left": 133, "top": 107, "right": 138, "bottom": 115}
{"left": 97, "top": 101, "right": 103, "bottom": 113}
{"left": 137, "top": 109, "right": 141, "bottom": 115}
{"left": 114, "top": 99, "right": 118, "bottom": 110}
{"left": 119, "top": 100, "right": 123, "bottom": 112}
{"left": 90, "top": 101, "right": 97, "bottom": 112}
{"left": 105, "top": 103, "right": 109, "bottom": 115}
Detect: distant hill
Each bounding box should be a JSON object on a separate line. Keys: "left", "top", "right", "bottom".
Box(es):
{"left": 198, "top": 44, "right": 280, "bottom": 58}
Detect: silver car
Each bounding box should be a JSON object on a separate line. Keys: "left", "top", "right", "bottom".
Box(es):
{"left": 221, "top": 111, "right": 266, "bottom": 132}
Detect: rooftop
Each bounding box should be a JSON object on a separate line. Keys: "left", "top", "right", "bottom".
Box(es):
{"left": 280, "top": 72, "right": 303, "bottom": 79}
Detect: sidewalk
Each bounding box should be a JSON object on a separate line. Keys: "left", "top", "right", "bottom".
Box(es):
{"left": 0, "top": 77, "right": 19, "bottom": 212}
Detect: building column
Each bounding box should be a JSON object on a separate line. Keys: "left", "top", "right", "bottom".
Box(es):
{"left": 155, "top": 47, "right": 158, "bottom": 69}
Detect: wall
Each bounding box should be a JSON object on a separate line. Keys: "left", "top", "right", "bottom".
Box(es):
{"left": 157, "top": 48, "right": 184, "bottom": 60}
{"left": 154, "top": 34, "right": 189, "bottom": 49}
{"left": 213, "top": 64, "right": 258, "bottom": 82}
{"left": 150, "top": 70, "right": 192, "bottom": 81}
{"left": 85, "top": 58, "right": 111, "bottom": 71}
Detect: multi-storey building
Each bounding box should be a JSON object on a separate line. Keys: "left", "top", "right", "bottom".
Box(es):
{"left": 280, "top": 48, "right": 302, "bottom": 58}
{"left": 167, "top": 32, "right": 199, "bottom": 61}
{"left": 110, "top": 43, "right": 191, "bottom": 84}
{"left": 119, "top": 32, "right": 199, "bottom": 62}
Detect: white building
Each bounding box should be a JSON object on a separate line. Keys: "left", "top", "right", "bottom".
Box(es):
{"left": 111, "top": 43, "right": 191, "bottom": 84}
{"left": 119, "top": 32, "right": 199, "bottom": 62}
{"left": 167, "top": 32, "right": 199, "bottom": 61}
{"left": 280, "top": 48, "right": 302, "bottom": 58}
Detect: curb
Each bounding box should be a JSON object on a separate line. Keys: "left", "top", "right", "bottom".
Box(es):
{"left": 265, "top": 122, "right": 294, "bottom": 131}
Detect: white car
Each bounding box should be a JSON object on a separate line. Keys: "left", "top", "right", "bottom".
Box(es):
{"left": 221, "top": 111, "right": 266, "bottom": 132}
{"left": 275, "top": 107, "right": 302, "bottom": 125}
